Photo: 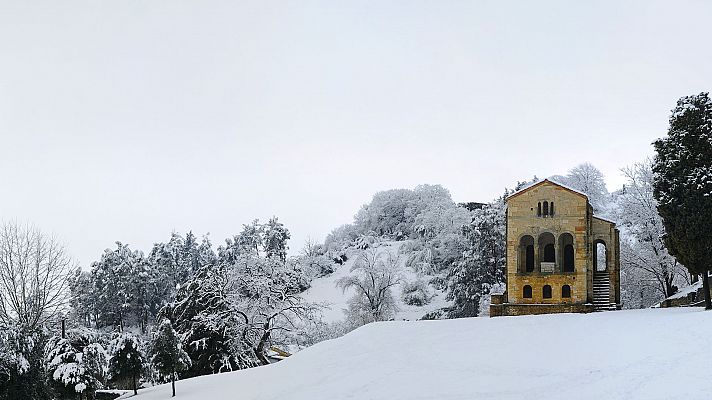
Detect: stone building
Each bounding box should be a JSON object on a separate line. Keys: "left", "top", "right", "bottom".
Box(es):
{"left": 490, "top": 179, "right": 621, "bottom": 317}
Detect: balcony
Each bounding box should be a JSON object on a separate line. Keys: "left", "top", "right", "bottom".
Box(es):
{"left": 540, "top": 262, "right": 556, "bottom": 273}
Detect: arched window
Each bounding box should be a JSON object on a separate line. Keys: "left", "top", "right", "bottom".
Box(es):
{"left": 543, "top": 285, "right": 552, "bottom": 299}
{"left": 523, "top": 285, "right": 533, "bottom": 298}
{"left": 543, "top": 201, "right": 549, "bottom": 216}
{"left": 537, "top": 202, "right": 542, "bottom": 217}
{"left": 562, "top": 285, "right": 571, "bottom": 298}
{"left": 550, "top": 202, "right": 554, "bottom": 216}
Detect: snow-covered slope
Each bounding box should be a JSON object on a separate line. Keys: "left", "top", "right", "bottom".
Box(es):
{"left": 133, "top": 308, "right": 712, "bottom": 400}
{"left": 302, "top": 241, "right": 449, "bottom": 323}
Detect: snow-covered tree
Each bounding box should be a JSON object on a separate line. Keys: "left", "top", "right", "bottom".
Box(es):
{"left": 263, "top": 216, "right": 291, "bottom": 262}
{"left": 324, "top": 224, "right": 359, "bottom": 255}
{"left": 108, "top": 333, "right": 146, "bottom": 395}
{"left": 164, "top": 263, "right": 255, "bottom": 377}
{"left": 353, "top": 185, "right": 455, "bottom": 240}
{"left": 295, "top": 239, "right": 334, "bottom": 278}
{"left": 229, "top": 255, "right": 318, "bottom": 365}
{"left": 653, "top": 92, "right": 712, "bottom": 310}
{"left": 337, "top": 248, "right": 403, "bottom": 325}
{"left": 551, "top": 163, "right": 609, "bottom": 212}
{"left": 0, "top": 324, "right": 50, "bottom": 400}
{"left": 407, "top": 200, "right": 470, "bottom": 273}
{"left": 150, "top": 320, "right": 190, "bottom": 397}
{"left": 149, "top": 232, "right": 216, "bottom": 302}
{"left": 90, "top": 243, "right": 142, "bottom": 330}
{"left": 447, "top": 195, "right": 506, "bottom": 317}
{"left": 68, "top": 269, "right": 94, "bottom": 328}
{"left": 45, "top": 337, "right": 106, "bottom": 399}
{"left": 613, "top": 159, "right": 689, "bottom": 306}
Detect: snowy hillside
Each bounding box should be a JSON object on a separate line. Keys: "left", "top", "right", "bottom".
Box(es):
{"left": 132, "top": 308, "right": 712, "bottom": 400}
{"left": 302, "top": 241, "right": 450, "bottom": 323}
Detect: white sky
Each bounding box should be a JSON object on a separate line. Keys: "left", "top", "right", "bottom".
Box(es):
{"left": 1, "top": 1, "right": 710, "bottom": 266}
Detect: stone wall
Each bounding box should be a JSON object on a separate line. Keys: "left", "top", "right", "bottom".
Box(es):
{"left": 490, "top": 302, "right": 595, "bottom": 317}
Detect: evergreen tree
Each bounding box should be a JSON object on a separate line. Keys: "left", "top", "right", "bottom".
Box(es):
{"left": 263, "top": 216, "right": 291, "bottom": 262}
{"left": 90, "top": 243, "right": 139, "bottom": 330}
{"left": 447, "top": 195, "right": 506, "bottom": 317}
{"left": 652, "top": 92, "right": 712, "bottom": 310}
{"left": 45, "top": 337, "right": 106, "bottom": 400}
{"left": 108, "top": 333, "right": 146, "bottom": 395}
{"left": 0, "top": 324, "right": 51, "bottom": 400}
{"left": 150, "top": 320, "right": 190, "bottom": 398}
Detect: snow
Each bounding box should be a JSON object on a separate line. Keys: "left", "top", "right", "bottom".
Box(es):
{"left": 301, "top": 241, "right": 449, "bottom": 323}
{"left": 130, "top": 308, "right": 712, "bottom": 400}
{"left": 665, "top": 280, "right": 702, "bottom": 300}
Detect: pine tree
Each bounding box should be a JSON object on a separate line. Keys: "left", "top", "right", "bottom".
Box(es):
{"left": 150, "top": 320, "right": 190, "bottom": 398}
{"left": 446, "top": 195, "right": 506, "bottom": 317}
{"left": 45, "top": 337, "right": 106, "bottom": 400}
{"left": 108, "top": 333, "right": 146, "bottom": 395}
{"left": 652, "top": 92, "right": 712, "bottom": 310}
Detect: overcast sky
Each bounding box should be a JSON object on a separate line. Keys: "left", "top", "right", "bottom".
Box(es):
{"left": 1, "top": 1, "right": 710, "bottom": 266}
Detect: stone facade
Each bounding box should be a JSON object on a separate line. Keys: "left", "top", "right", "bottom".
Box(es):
{"left": 490, "top": 179, "right": 621, "bottom": 317}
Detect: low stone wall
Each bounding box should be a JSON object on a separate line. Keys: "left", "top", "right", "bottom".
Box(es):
{"left": 490, "top": 302, "right": 595, "bottom": 317}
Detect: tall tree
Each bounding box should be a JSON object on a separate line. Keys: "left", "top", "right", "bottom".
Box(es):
{"left": 0, "top": 222, "right": 73, "bottom": 330}
{"left": 90, "top": 243, "right": 146, "bottom": 330}
{"left": 447, "top": 195, "right": 506, "bottom": 317}
{"left": 108, "top": 333, "right": 146, "bottom": 395}
{"left": 150, "top": 320, "right": 190, "bottom": 398}
{"left": 652, "top": 92, "right": 712, "bottom": 310}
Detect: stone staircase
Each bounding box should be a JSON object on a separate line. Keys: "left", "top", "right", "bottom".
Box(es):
{"left": 593, "top": 272, "right": 616, "bottom": 311}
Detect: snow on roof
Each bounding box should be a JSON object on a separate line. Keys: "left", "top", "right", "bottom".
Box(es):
{"left": 507, "top": 179, "right": 589, "bottom": 200}
{"left": 592, "top": 215, "right": 616, "bottom": 225}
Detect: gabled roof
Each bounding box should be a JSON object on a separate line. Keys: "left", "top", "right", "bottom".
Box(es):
{"left": 507, "top": 179, "right": 588, "bottom": 201}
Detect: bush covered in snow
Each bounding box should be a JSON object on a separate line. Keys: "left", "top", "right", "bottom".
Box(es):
{"left": 401, "top": 280, "right": 432, "bottom": 306}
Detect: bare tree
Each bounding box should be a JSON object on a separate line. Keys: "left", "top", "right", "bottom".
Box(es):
{"left": 337, "top": 247, "right": 403, "bottom": 324}
{"left": 0, "top": 222, "right": 73, "bottom": 329}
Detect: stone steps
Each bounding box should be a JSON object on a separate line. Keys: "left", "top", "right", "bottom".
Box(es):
{"left": 593, "top": 273, "right": 612, "bottom": 311}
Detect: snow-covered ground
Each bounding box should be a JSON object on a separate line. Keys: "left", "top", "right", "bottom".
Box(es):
{"left": 132, "top": 308, "right": 712, "bottom": 400}
{"left": 302, "top": 241, "right": 449, "bottom": 323}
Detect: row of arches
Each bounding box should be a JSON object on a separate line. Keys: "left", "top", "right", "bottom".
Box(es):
{"left": 518, "top": 232, "right": 575, "bottom": 273}
{"left": 522, "top": 284, "right": 571, "bottom": 299}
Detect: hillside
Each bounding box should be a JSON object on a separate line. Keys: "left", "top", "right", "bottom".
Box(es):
{"left": 301, "top": 241, "right": 450, "bottom": 323}
{"left": 131, "top": 308, "right": 712, "bottom": 400}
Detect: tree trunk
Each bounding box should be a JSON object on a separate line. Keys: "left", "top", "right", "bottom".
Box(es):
{"left": 703, "top": 271, "right": 711, "bottom": 310}
{"left": 171, "top": 371, "right": 176, "bottom": 397}
{"left": 133, "top": 370, "right": 137, "bottom": 395}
